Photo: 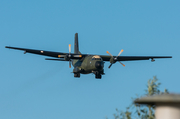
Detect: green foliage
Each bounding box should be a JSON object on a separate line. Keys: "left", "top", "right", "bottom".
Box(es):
{"left": 146, "top": 76, "right": 161, "bottom": 96}
{"left": 113, "top": 108, "right": 132, "bottom": 119}
{"left": 108, "top": 76, "right": 168, "bottom": 119}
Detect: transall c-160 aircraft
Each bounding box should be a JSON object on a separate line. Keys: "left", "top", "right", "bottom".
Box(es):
{"left": 6, "top": 33, "right": 172, "bottom": 79}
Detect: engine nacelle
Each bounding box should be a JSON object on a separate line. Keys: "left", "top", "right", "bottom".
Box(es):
{"left": 73, "top": 67, "right": 83, "bottom": 73}
{"left": 64, "top": 54, "right": 70, "bottom": 61}
{"left": 110, "top": 57, "right": 116, "bottom": 64}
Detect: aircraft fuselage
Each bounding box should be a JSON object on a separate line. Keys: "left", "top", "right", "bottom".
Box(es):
{"left": 72, "top": 55, "right": 104, "bottom": 75}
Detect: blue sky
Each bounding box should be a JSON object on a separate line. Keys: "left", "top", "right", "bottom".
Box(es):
{"left": 1, "top": 0, "right": 180, "bottom": 119}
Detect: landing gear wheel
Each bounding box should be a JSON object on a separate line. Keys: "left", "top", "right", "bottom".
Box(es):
{"left": 95, "top": 74, "right": 102, "bottom": 79}
{"left": 74, "top": 73, "right": 80, "bottom": 78}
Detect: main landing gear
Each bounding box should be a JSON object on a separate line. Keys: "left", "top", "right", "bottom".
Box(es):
{"left": 74, "top": 73, "right": 80, "bottom": 78}
{"left": 95, "top": 72, "right": 102, "bottom": 79}
{"left": 93, "top": 71, "right": 104, "bottom": 79}
{"left": 95, "top": 74, "right": 102, "bottom": 79}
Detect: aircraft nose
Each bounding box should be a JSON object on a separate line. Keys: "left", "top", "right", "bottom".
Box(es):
{"left": 95, "top": 61, "right": 104, "bottom": 69}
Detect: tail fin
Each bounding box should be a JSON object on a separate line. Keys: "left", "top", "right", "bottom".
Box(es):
{"left": 74, "top": 33, "right": 80, "bottom": 54}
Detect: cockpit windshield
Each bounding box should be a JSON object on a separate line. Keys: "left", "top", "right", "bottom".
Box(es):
{"left": 92, "top": 58, "right": 101, "bottom": 60}
{"left": 92, "top": 55, "right": 102, "bottom": 60}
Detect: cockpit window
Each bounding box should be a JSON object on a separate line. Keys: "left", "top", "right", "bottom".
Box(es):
{"left": 92, "top": 58, "right": 101, "bottom": 60}
{"left": 92, "top": 55, "right": 102, "bottom": 60}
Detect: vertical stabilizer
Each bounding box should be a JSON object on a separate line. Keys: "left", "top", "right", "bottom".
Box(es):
{"left": 74, "top": 33, "right": 79, "bottom": 54}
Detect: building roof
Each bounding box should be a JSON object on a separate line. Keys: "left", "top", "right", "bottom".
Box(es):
{"left": 134, "top": 94, "right": 180, "bottom": 105}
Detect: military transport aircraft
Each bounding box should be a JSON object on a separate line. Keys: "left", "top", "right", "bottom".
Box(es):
{"left": 6, "top": 33, "right": 172, "bottom": 79}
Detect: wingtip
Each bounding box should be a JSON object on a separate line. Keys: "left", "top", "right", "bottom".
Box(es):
{"left": 5, "top": 46, "right": 12, "bottom": 49}
{"left": 5, "top": 46, "right": 11, "bottom": 49}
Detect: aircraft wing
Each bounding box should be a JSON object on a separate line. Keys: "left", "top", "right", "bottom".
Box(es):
{"left": 5, "top": 46, "right": 172, "bottom": 61}
{"left": 100, "top": 55, "right": 172, "bottom": 61}
{"left": 5, "top": 46, "right": 84, "bottom": 60}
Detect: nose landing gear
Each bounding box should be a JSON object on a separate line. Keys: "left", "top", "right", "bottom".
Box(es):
{"left": 95, "top": 72, "right": 102, "bottom": 79}
{"left": 95, "top": 74, "right": 102, "bottom": 79}
{"left": 74, "top": 73, "right": 80, "bottom": 78}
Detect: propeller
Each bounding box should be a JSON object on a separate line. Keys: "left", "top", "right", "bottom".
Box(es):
{"left": 106, "top": 49, "right": 125, "bottom": 68}
{"left": 47, "top": 44, "right": 82, "bottom": 68}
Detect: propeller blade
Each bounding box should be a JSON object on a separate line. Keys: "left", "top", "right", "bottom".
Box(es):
{"left": 117, "top": 49, "right": 123, "bottom": 56}
{"left": 118, "top": 61, "right": 125, "bottom": 67}
{"left": 108, "top": 63, "right": 113, "bottom": 68}
{"left": 69, "top": 61, "right": 71, "bottom": 68}
{"left": 69, "top": 44, "right": 71, "bottom": 53}
{"left": 106, "top": 51, "right": 113, "bottom": 56}
{"left": 106, "top": 50, "right": 125, "bottom": 68}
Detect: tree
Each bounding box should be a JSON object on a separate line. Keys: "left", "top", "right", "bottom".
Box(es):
{"left": 111, "top": 76, "right": 168, "bottom": 119}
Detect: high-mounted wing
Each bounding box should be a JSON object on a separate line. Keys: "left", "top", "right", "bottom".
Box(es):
{"left": 99, "top": 50, "right": 172, "bottom": 68}
{"left": 100, "top": 54, "right": 172, "bottom": 68}
{"left": 5, "top": 46, "right": 85, "bottom": 60}
{"left": 100, "top": 55, "right": 172, "bottom": 61}
{"left": 101, "top": 50, "right": 172, "bottom": 62}
{"left": 6, "top": 46, "right": 65, "bottom": 58}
